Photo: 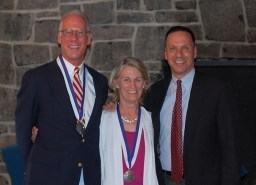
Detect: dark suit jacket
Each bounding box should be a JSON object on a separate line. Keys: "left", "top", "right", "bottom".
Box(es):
{"left": 15, "top": 60, "right": 108, "bottom": 185}
{"left": 144, "top": 71, "right": 241, "bottom": 185}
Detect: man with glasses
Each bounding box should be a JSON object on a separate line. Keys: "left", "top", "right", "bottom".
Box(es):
{"left": 15, "top": 10, "right": 108, "bottom": 185}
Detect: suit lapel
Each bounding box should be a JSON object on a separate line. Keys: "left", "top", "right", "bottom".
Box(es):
{"left": 154, "top": 77, "right": 172, "bottom": 114}
{"left": 47, "top": 61, "right": 76, "bottom": 124}
{"left": 184, "top": 72, "right": 206, "bottom": 151}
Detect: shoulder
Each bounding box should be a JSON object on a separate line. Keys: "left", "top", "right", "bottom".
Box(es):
{"left": 150, "top": 77, "right": 171, "bottom": 90}
{"left": 101, "top": 110, "right": 117, "bottom": 123}
{"left": 22, "top": 60, "right": 56, "bottom": 79}
{"left": 140, "top": 107, "right": 152, "bottom": 122}
{"left": 194, "top": 71, "right": 231, "bottom": 89}
{"left": 86, "top": 65, "right": 107, "bottom": 81}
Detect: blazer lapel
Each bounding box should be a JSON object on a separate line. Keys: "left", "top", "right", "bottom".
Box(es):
{"left": 184, "top": 72, "right": 206, "bottom": 152}
{"left": 154, "top": 77, "right": 172, "bottom": 114}
{"left": 47, "top": 61, "right": 76, "bottom": 124}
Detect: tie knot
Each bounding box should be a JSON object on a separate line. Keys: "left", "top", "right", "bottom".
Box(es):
{"left": 74, "top": 67, "right": 79, "bottom": 74}
{"left": 177, "top": 80, "right": 182, "bottom": 85}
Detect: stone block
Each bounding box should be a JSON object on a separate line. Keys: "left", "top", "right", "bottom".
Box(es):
{"left": 0, "top": 174, "right": 9, "bottom": 184}
{"left": 244, "top": 0, "right": 256, "bottom": 27}
{"left": 17, "top": 0, "right": 58, "bottom": 9}
{"left": 9, "top": 124, "right": 16, "bottom": 133}
{"left": 14, "top": 45, "right": 50, "bottom": 66}
{"left": 0, "top": 43, "right": 14, "bottom": 85}
{"left": 36, "top": 12, "right": 59, "bottom": 18}
{"left": 222, "top": 44, "right": 256, "bottom": 59}
{"left": 117, "top": 0, "right": 140, "bottom": 10}
{"left": 196, "top": 43, "right": 221, "bottom": 59}
{"left": 135, "top": 26, "right": 171, "bottom": 61}
{"left": 150, "top": 72, "right": 164, "bottom": 84}
{"left": 0, "top": 0, "right": 13, "bottom": 10}
{"left": 247, "top": 29, "right": 256, "bottom": 43}
{"left": 199, "top": 0, "right": 245, "bottom": 41}
{"left": 0, "top": 165, "right": 8, "bottom": 174}
{"left": 144, "top": 61, "right": 162, "bottom": 71}
{"left": 91, "top": 25, "right": 134, "bottom": 40}
{"left": 0, "top": 13, "right": 33, "bottom": 41}
{"left": 60, "top": 5, "right": 81, "bottom": 17}
{"left": 0, "top": 124, "right": 7, "bottom": 134}
{"left": 0, "top": 155, "right": 3, "bottom": 162}
{"left": 16, "top": 68, "right": 31, "bottom": 87}
{"left": 90, "top": 42, "right": 132, "bottom": 71}
{"left": 0, "top": 88, "right": 16, "bottom": 121}
{"left": 83, "top": 2, "right": 114, "bottom": 24}
{"left": 0, "top": 136, "right": 16, "bottom": 147}
{"left": 116, "top": 12, "right": 153, "bottom": 23}
{"left": 187, "top": 25, "right": 203, "bottom": 41}
{"left": 175, "top": 1, "right": 196, "bottom": 10}
{"left": 61, "top": 0, "right": 76, "bottom": 2}
{"left": 35, "top": 20, "right": 59, "bottom": 43}
{"left": 51, "top": 45, "right": 61, "bottom": 60}
{"left": 144, "top": 0, "right": 172, "bottom": 10}
{"left": 156, "top": 11, "right": 198, "bottom": 23}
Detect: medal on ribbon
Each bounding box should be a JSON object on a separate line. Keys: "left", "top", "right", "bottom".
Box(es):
{"left": 59, "top": 55, "right": 86, "bottom": 141}
{"left": 117, "top": 103, "right": 141, "bottom": 183}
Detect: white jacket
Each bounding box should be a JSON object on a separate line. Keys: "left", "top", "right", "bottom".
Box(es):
{"left": 100, "top": 107, "right": 159, "bottom": 185}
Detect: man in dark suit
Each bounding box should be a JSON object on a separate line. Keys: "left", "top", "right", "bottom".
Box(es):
{"left": 144, "top": 26, "right": 241, "bottom": 185}
{"left": 15, "top": 10, "right": 108, "bottom": 185}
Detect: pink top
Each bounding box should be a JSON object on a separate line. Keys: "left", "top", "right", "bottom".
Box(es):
{"left": 122, "top": 130, "right": 145, "bottom": 185}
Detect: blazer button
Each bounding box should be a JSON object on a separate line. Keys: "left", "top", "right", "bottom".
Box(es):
{"left": 78, "top": 163, "right": 83, "bottom": 167}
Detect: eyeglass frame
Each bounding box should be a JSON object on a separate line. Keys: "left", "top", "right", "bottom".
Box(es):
{"left": 59, "top": 29, "right": 90, "bottom": 38}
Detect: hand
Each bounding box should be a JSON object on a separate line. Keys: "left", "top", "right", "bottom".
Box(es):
{"left": 31, "top": 126, "right": 38, "bottom": 143}
{"left": 103, "top": 101, "right": 116, "bottom": 112}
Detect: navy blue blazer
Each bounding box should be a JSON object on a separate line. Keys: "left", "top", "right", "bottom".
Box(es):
{"left": 15, "top": 60, "right": 108, "bottom": 185}
{"left": 144, "top": 71, "right": 241, "bottom": 185}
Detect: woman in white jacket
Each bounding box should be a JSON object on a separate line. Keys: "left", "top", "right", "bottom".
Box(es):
{"left": 100, "top": 57, "right": 158, "bottom": 185}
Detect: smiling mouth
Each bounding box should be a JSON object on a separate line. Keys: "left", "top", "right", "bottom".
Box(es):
{"left": 128, "top": 90, "right": 137, "bottom": 93}
{"left": 175, "top": 60, "right": 185, "bottom": 64}
{"left": 69, "top": 45, "right": 80, "bottom": 49}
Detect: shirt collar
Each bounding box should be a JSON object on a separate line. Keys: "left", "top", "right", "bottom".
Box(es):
{"left": 171, "top": 68, "right": 195, "bottom": 88}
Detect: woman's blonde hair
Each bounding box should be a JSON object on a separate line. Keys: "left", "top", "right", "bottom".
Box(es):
{"left": 109, "top": 57, "right": 151, "bottom": 105}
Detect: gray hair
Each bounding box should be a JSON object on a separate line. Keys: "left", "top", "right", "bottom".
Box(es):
{"left": 59, "top": 10, "right": 90, "bottom": 32}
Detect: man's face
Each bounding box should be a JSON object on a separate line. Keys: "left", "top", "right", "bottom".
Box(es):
{"left": 165, "top": 31, "right": 197, "bottom": 79}
{"left": 58, "top": 14, "right": 92, "bottom": 66}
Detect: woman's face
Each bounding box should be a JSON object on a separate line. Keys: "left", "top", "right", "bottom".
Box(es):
{"left": 114, "top": 66, "right": 145, "bottom": 104}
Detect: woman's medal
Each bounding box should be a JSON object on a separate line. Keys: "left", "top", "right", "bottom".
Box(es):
{"left": 123, "top": 169, "right": 135, "bottom": 182}
{"left": 117, "top": 103, "right": 141, "bottom": 183}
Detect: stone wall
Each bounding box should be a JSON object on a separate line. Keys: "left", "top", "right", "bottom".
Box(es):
{"left": 0, "top": 0, "right": 256, "bottom": 184}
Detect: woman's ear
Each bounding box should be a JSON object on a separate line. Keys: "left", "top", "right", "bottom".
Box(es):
{"left": 113, "top": 79, "right": 119, "bottom": 89}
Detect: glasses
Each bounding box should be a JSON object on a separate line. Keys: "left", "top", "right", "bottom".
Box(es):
{"left": 59, "top": 29, "right": 89, "bottom": 38}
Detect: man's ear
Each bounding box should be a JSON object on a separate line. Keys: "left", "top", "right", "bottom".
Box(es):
{"left": 194, "top": 46, "right": 197, "bottom": 59}
{"left": 87, "top": 32, "right": 92, "bottom": 45}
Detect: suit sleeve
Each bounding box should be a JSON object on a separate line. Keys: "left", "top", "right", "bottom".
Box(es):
{"left": 218, "top": 82, "right": 241, "bottom": 185}
{"left": 15, "top": 71, "right": 38, "bottom": 166}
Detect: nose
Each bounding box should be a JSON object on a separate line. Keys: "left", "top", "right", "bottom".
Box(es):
{"left": 176, "top": 48, "right": 182, "bottom": 57}
{"left": 129, "top": 80, "right": 135, "bottom": 88}
{"left": 70, "top": 30, "right": 79, "bottom": 40}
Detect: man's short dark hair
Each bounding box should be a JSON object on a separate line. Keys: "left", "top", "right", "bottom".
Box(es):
{"left": 165, "top": 26, "right": 195, "bottom": 45}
